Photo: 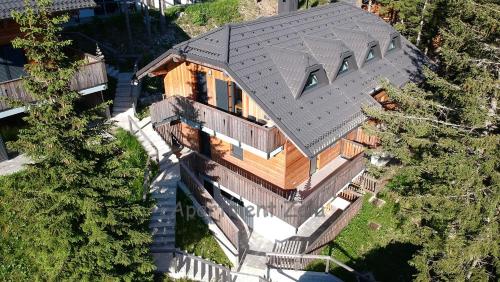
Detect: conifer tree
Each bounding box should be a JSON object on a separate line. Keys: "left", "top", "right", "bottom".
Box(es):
{"left": 1, "top": 0, "right": 154, "bottom": 279}
{"left": 365, "top": 0, "right": 499, "bottom": 280}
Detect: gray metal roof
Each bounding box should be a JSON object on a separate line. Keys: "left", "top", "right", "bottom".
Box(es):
{"left": 138, "top": 2, "right": 427, "bottom": 158}
{"left": 0, "top": 0, "right": 96, "bottom": 20}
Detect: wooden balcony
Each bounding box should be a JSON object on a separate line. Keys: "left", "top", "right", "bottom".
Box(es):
{"left": 180, "top": 139, "right": 366, "bottom": 228}
{"left": 0, "top": 53, "right": 108, "bottom": 112}
{"left": 150, "top": 96, "right": 287, "bottom": 154}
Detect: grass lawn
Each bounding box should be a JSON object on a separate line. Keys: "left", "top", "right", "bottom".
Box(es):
{"left": 175, "top": 189, "right": 232, "bottom": 268}
{"left": 166, "top": 0, "right": 242, "bottom": 37}
{"left": 307, "top": 192, "right": 419, "bottom": 282}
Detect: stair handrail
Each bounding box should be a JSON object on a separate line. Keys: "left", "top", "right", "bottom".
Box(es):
{"left": 171, "top": 248, "right": 272, "bottom": 282}
{"left": 128, "top": 116, "right": 159, "bottom": 162}
{"left": 265, "top": 252, "right": 370, "bottom": 280}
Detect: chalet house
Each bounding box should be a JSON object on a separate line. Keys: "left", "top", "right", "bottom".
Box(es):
{"left": 0, "top": 0, "right": 108, "bottom": 162}
{"left": 137, "top": 1, "right": 425, "bottom": 262}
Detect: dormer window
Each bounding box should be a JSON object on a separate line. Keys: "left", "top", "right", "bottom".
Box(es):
{"left": 338, "top": 57, "right": 350, "bottom": 75}
{"left": 304, "top": 71, "right": 319, "bottom": 91}
{"left": 388, "top": 38, "right": 397, "bottom": 51}
{"left": 366, "top": 47, "right": 376, "bottom": 61}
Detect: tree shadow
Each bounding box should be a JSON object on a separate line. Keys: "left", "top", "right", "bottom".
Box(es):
{"left": 308, "top": 241, "right": 420, "bottom": 282}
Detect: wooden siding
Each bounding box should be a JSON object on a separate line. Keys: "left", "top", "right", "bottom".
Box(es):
{"left": 162, "top": 60, "right": 269, "bottom": 122}
{"left": 373, "top": 90, "right": 397, "bottom": 110}
{"left": 297, "top": 151, "right": 365, "bottom": 226}
{"left": 0, "top": 54, "right": 107, "bottom": 112}
{"left": 353, "top": 126, "right": 379, "bottom": 147}
{"left": 150, "top": 96, "right": 286, "bottom": 153}
{"left": 284, "top": 141, "right": 311, "bottom": 189}
{"left": 181, "top": 146, "right": 366, "bottom": 228}
{"left": 210, "top": 137, "right": 287, "bottom": 188}
{"left": 182, "top": 152, "right": 299, "bottom": 226}
{"left": 317, "top": 141, "right": 342, "bottom": 170}
{"left": 180, "top": 162, "right": 240, "bottom": 249}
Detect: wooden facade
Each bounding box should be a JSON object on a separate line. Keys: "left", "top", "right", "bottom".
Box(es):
{"left": 160, "top": 61, "right": 270, "bottom": 124}
{"left": 180, "top": 139, "right": 366, "bottom": 228}
{"left": 150, "top": 58, "right": 382, "bottom": 232}
{"left": 0, "top": 53, "right": 108, "bottom": 112}
{"left": 150, "top": 96, "right": 286, "bottom": 154}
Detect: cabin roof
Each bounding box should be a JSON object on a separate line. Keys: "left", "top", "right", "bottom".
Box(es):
{"left": 0, "top": 0, "right": 96, "bottom": 20}
{"left": 138, "top": 2, "right": 427, "bottom": 158}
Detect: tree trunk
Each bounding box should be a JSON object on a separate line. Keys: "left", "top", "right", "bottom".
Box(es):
{"left": 144, "top": 2, "right": 152, "bottom": 42}
{"left": 368, "top": 0, "right": 373, "bottom": 13}
{"left": 416, "top": 0, "right": 429, "bottom": 46}
{"left": 123, "top": 1, "right": 133, "bottom": 52}
{"left": 159, "top": 0, "right": 166, "bottom": 34}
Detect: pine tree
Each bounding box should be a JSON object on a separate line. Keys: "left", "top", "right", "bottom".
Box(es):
{"left": 365, "top": 0, "right": 499, "bottom": 280}
{"left": 377, "top": 0, "right": 442, "bottom": 53}
{"left": 1, "top": 0, "right": 155, "bottom": 279}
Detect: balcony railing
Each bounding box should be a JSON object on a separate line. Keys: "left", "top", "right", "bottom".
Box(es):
{"left": 180, "top": 139, "right": 366, "bottom": 228}
{"left": 150, "top": 96, "right": 287, "bottom": 154}
{"left": 0, "top": 53, "right": 107, "bottom": 112}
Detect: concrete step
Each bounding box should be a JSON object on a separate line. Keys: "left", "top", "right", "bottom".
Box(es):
{"left": 149, "top": 220, "right": 175, "bottom": 229}
{"left": 151, "top": 227, "right": 176, "bottom": 237}
{"left": 150, "top": 243, "right": 176, "bottom": 253}
{"left": 151, "top": 212, "right": 176, "bottom": 221}
{"left": 154, "top": 201, "right": 177, "bottom": 209}
{"left": 151, "top": 192, "right": 177, "bottom": 200}
{"left": 152, "top": 234, "right": 175, "bottom": 243}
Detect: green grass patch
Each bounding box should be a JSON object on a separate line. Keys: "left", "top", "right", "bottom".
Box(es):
{"left": 184, "top": 0, "right": 241, "bottom": 26}
{"left": 308, "top": 192, "right": 419, "bottom": 281}
{"left": 114, "top": 128, "right": 153, "bottom": 201}
{"left": 175, "top": 189, "right": 232, "bottom": 268}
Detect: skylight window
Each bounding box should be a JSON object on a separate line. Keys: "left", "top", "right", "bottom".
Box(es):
{"left": 338, "top": 57, "right": 350, "bottom": 75}
{"left": 366, "top": 47, "right": 376, "bottom": 61}
{"left": 304, "top": 71, "right": 319, "bottom": 91}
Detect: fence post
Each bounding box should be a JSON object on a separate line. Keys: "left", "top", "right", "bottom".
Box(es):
{"left": 325, "top": 258, "right": 330, "bottom": 273}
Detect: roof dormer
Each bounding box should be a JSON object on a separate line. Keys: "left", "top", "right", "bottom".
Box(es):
{"left": 335, "top": 51, "right": 358, "bottom": 79}
{"left": 362, "top": 41, "right": 382, "bottom": 66}
{"left": 387, "top": 34, "right": 401, "bottom": 53}
{"left": 300, "top": 65, "right": 328, "bottom": 96}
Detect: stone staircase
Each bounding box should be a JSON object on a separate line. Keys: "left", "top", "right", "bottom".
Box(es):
{"left": 167, "top": 249, "right": 269, "bottom": 282}
{"left": 111, "top": 72, "right": 135, "bottom": 117}
{"left": 149, "top": 168, "right": 179, "bottom": 254}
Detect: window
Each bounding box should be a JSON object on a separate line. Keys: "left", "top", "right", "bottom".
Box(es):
{"left": 196, "top": 72, "right": 208, "bottom": 103}
{"left": 231, "top": 144, "right": 243, "bottom": 160}
{"left": 338, "top": 57, "right": 350, "bottom": 75}
{"left": 366, "top": 47, "right": 376, "bottom": 61}
{"left": 304, "top": 71, "right": 319, "bottom": 91}
{"left": 388, "top": 38, "right": 397, "bottom": 51}
{"left": 232, "top": 83, "right": 243, "bottom": 116}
